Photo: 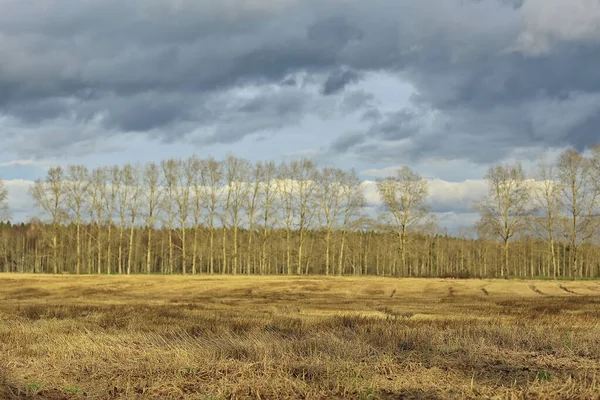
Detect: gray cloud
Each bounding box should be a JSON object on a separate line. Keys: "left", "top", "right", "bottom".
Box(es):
{"left": 330, "top": 131, "right": 366, "bottom": 152}
{"left": 322, "top": 68, "right": 362, "bottom": 95}
{"left": 0, "top": 0, "right": 599, "bottom": 162}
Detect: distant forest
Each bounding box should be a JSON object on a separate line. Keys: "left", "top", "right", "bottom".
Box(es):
{"left": 0, "top": 146, "right": 599, "bottom": 279}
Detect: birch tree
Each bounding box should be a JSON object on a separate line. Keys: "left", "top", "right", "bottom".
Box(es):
{"left": 122, "top": 164, "right": 141, "bottom": 275}
{"left": 557, "top": 149, "right": 599, "bottom": 278}
{"left": 161, "top": 159, "right": 178, "bottom": 274}
{"left": 293, "top": 159, "right": 318, "bottom": 275}
{"left": 223, "top": 155, "right": 250, "bottom": 275}
{"left": 201, "top": 158, "right": 222, "bottom": 274}
{"left": 0, "top": 178, "right": 8, "bottom": 221}
{"left": 316, "top": 167, "right": 345, "bottom": 275}
{"left": 114, "top": 165, "right": 127, "bottom": 274}
{"left": 475, "top": 162, "right": 532, "bottom": 278}
{"left": 187, "top": 155, "right": 203, "bottom": 274}
{"left": 591, "top": 144, "right": 600, "bottom": 218}
{"left": 30, "top": 166, "right": 66, "bottom": 274}
{"left": 592, "top": 145, "right": 600, "bottom": 190}
{"left": 377, "top": 167, "right": 430, "bottom": 277}
{"left": 65, "top": 165, "right": 89, "bottom": 274}
{"left": 0, "top": 178, "right": 10, "bottom": 272}
{"left": 531, "top": 157, "right": 562, "bottom": 278}
{"left": 258, "top": 161, "right": 277, "bottom": 275}
{"left": 105, "top": 166, "right": 119, "bottom": 275}
{"left": 337, "top": 169, "right": 365, "bottom": 276}
{"left": 89, "top": 167, "right": 108, "bottom": 274}
{"left": 245, "top": 162, "right": 262, "bottom": 274}
{"left": 277, "top": 161, "right": 295, "bottom": 275}
{"left": 143, "top": 162, "right": 163, "bottom": 274}
{"left": 174, "top": 158, "right": 192, "bottom": 275}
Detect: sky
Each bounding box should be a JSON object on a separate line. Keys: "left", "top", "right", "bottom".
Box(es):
{"left": 1, "top": 0, "right": 600, "bottom": 231}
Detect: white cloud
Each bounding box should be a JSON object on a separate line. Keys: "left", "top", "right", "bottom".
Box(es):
{"left": 361, "top": 178, "right": 487, "bottom": 213}
{"left": 0, "top": 160, "right": 55, "bottom": 168}
{"left": 428, "top": 179, "right": 487, "bottom": 211}
{"left": 434, "top": 212, "right": 480, "bottom": 234}
{"left": 361, "top": 166, "right": 401, "bottom": 178}
{"left": 514, "top": 0, "right": 600, "bottom": 54}
{"left": 4, "top": 179, "right": 35, "bottom": 221}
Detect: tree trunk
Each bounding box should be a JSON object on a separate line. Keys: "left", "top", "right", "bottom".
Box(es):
{"left": 97, "top": 225, "right": 102, "bottom": 275}
{"left": 400, "top": 232, "right": 406, "bottom": 278}
{"left": 118, "top": 226, "right": 124, "bottom": 274}
{"left": 168, "top": 229, "right": 174, "bottom": 274}
{"left": 325, "top": 230, "right": 331, "bottom": 275}
{"left": 181, "top": 222, "right": 187, "bottom": 275}
{"left": 246, "top": 231, "right": 253, "bottom": 275}
{"left": 221, "top": 227, "right": 227, "bottom": 274}
{"left": 127, "top": 223, "right": 135, "bottom": 275}
{"left": 52, "top": 230, "right": 58, "bottom": 274}
{"left": 209, "top": 225, "right": 214, "bottom": 274}
{"left": 504, "top": 239, "right": 509, "bottom": 279}
{"left": 76, "top": 222, "right": 81, "bottom": 275}
{"left": 297, "top": 230, "right": 303, "bottom": 275}
{"left": 286, "top": 229, "right": 291, "bottom": 275}
{"left": 233, "top": 225, "right": 238, "bottom": 275}
{"left": 192, "top": 225, "right": 198, "bottom": 274}
{"left": 87, "top": 227, "right": 93, "bottom": 274}
{"left": 146, "top": 228, "right": 153, "bottom": 274}
{"left": 106, "top": 223, "right": 112, "bottom": 275}
{"left": 338, "top": 230, "right": 346, "bottom": 276}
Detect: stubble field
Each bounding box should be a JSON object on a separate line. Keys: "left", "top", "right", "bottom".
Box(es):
{"left": 0, "top": 275, "right": 599, "bottom": 399}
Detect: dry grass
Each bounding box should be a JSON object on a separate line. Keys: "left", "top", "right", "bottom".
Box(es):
{"left": 0, "top": 275, "right": 600, "bottom": 399}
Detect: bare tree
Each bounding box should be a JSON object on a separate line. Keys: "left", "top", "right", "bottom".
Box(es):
{"left": 66, "top": 165, "right": 89, "bottom": 274}
{"left": 105, "top": 166, "right": 119, "bottom": 275}
{"left": 316, "top": 167, "right": 345, "bottom": 275}
{"left": 557, "top": 149, "right": 599, "bottom": 278}
{"left": 176, "top": 158, "right": 192, "bottom": 275}
{"left": 114, "top": 166, "right": 126, "bottom": 274}
{"left": 377, "top": 167, "right": 431, "bottom": 277}
{"left": 0, "top": 178, "right": 10, "bottom": 272}
{"left": 161, "top": 159, "right": 178, "bottom": 274}
{"left": 0, "top": 178, "right": 8, "bottom": 221}
{"left": 475, "top": 162, "right": 532, "bottom": 278}
{"left": 187, "top": 155, "right": 203, "bottom": 274}
{"left": 591, "top": 144, "right": 600, "bottom": 216}
{"left": 201, "top": 158, "right": 222, "bottom": 274}
{"left": 293, "top": 159, "right": 318, "bottom": 275}
{"left": 223, "top": 155, "right": 250, "bottom": 275}
{"left": 89, "top": 167, "right": 108, "bottom": 274}
{"left": 121, "top": 164, "right": 141, "bottom": 275}
{"left": 531, "top": 157, "right": 563, "bottom": 278}
{"left": 30, "top": 166, "right": 66, "bottom": 274}
{"left": 142, "top": 162, "right": 163, "bottom": 274}
{"left": 591, "top": 145, "right": 600, "bottom": 189}
{"left": 258, "top": 161, "right": 277, "bottom": 275}
{"left": 337, "top": 169, "right": 365, "bottom": 276}
{"left": 277, "top": 161, "right": 295, "bottom": 275}
{"left": 245, "top": 162, "right": 262, "bottom": 274}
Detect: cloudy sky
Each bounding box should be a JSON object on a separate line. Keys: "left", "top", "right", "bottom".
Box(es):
{"left": 1, "top": 0, "right": 600, "bottom": 230}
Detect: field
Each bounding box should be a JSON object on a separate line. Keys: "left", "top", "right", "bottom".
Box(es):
{"left": 1, "top": 276, "right": 600, "bottom": 399}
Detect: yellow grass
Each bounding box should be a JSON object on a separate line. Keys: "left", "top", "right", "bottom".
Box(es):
{"left": 1, "top": 275, "right": 600, "bottom": 399}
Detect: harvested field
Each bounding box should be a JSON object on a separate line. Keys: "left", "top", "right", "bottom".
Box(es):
{"left": 1, "top": 275, "right": 600, "bottom": 399}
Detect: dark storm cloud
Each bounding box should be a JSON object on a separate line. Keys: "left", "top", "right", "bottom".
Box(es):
{"left": 322, "top": 68, "right": 362, "bottom": 95}
{"left": 193, "top": 87, "right": 323, "bottom": 145}
{"left": 1, "top": 0, "right": 600, "bottom": 160}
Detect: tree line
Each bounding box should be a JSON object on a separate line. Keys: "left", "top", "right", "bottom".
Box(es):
{"left": 0, "top": 147, "right": 599, "bottom": 279}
